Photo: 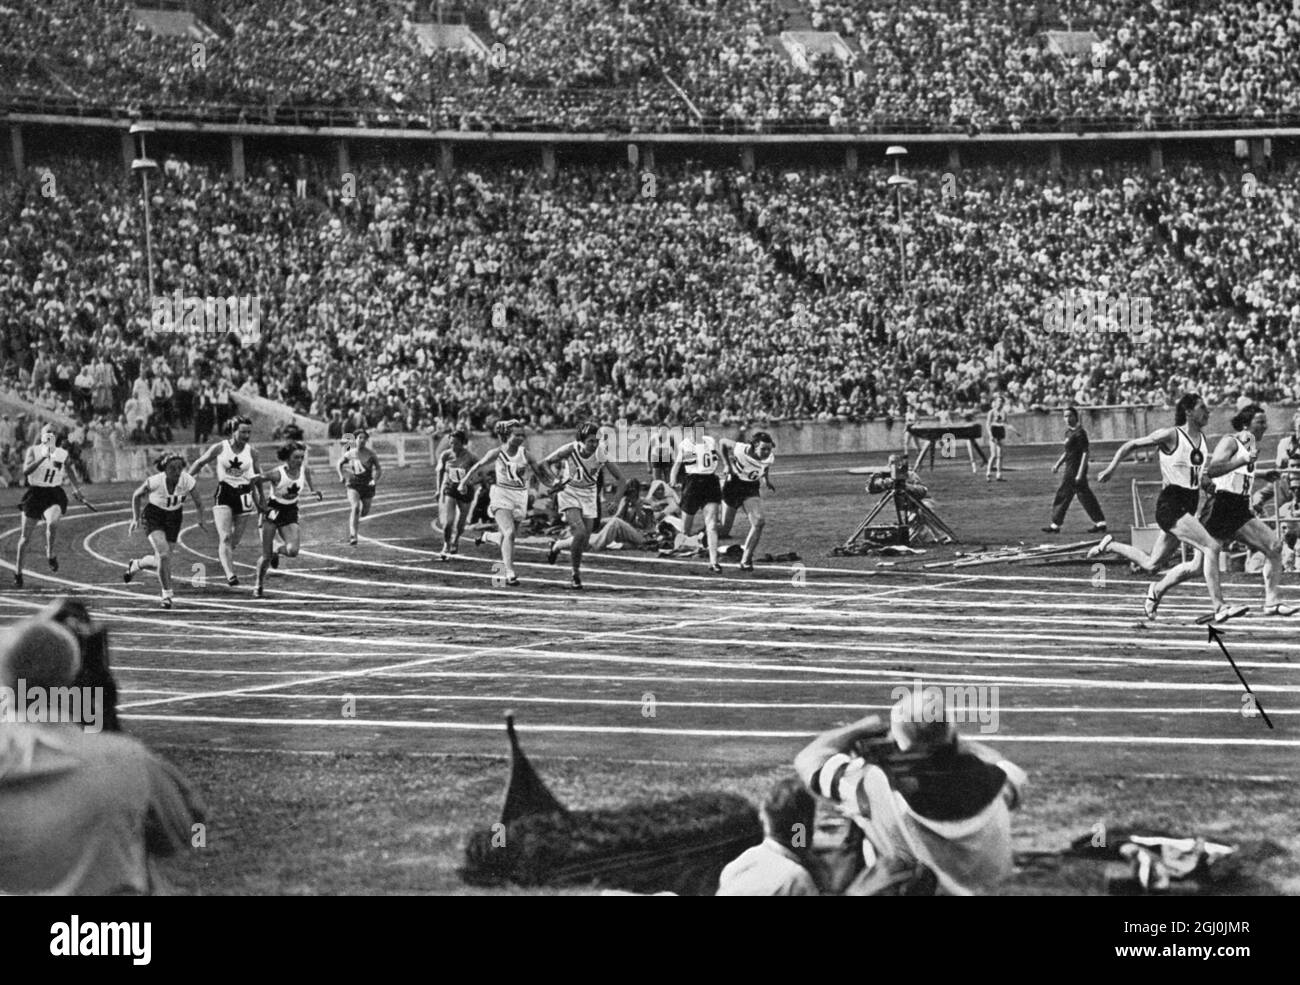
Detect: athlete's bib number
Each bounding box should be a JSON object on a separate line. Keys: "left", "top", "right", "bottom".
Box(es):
{"left": 939, "top": 433, "right": 956, "bottom": 459}
{"left": 1190, "top": 465, "right": 1203, "bottom": 487}
{"left": 166, "top": 494, "right": 182, "bottom": 509}
{"left": 697, "top": 450, "right": 717, "bottom": 472}
{"left": 267, "top": 507, "right": 280, "bottom": 522}
{"left": 43, "top": 468, "right": 57, "bottom": 484}
{"left": 240, "top": 491, "right": 254, "bottom": 511}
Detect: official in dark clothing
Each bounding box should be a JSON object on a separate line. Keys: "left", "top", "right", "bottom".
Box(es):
{"left": 1044, "top": 407, "right": 1106, "bottom": 533}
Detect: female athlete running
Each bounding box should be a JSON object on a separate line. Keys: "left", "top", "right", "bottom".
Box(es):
{"left": 253, "top": 441, "right": 322, "bottom": 598}
{"left": 124, "top": 453, "right": 207, "bottom": 608}
{"left": 435, "top": 429, "right": 478, "bottom": 561}
{"left": 338, "top": 429, "right": 381, "bottom": 546}
{"left": 1090, "top": 393, "right": 1249, "bottom": 624}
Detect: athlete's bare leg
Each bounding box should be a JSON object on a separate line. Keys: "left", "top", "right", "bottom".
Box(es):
{"left": 719, "top": 503, "right": 739, "bottom": 538}
{"left": 212, "top": 505, "right": 237, "bottom": 580}
{"left": 740, "top": 498, "right": 766, "bottom": 565}
{"left": 489, "top": 508, "right": 519, "bottom": 581}
{"left": 702, "top": 501, "right": 720, "bottom": 566}
{"left": 1096, "top": 529, "right": 1180, "bottom": 574}
{"left": 43, "top": 505, "right": 61, "bottom": 561}
{"left": 345, "top": 488, "right": 363, "bottom": 542}
{"left": 1233, "top": 517, "right": 1286, "bottom": 607}
{"left": 14, "top": 514, "right": 34, "bottom": 581}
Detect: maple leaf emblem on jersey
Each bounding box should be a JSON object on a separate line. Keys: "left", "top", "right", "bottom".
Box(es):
{"left": 228, "top": 457, "right": 243, "bottom": 472}
{"left": 286, "top": 484, "right": 300, "bottom": 497}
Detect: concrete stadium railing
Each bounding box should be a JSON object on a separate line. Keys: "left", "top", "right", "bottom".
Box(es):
{"left": 25, "top": 402, "right": 1300, "bottom": 485}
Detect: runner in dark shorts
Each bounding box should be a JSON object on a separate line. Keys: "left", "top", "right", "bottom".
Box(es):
{"left": 124, "top": 453, "right": 206, "bottom": 608}
{"left": 20, "top": 485, "right": 69, "bottom": 521}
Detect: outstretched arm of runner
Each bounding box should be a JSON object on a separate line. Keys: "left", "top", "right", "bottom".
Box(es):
{"left": 1097, "top": 427, "right": 1176, "bottom": 482}
{"left": 459, "top": 448, "right": 500, "bottom": 494}
{"left": 129, "top": 482, "right": 149, "bottom": 533}
{"left": 190, "top": 486, "right": 209, "bottom": 532}
{"left": 187, "top": 442, "right": 221, "bottom": 477}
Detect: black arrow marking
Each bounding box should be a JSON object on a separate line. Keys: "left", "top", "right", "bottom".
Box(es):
{"left": 1207, "top": 625, "right": 1273, "bottom": 729}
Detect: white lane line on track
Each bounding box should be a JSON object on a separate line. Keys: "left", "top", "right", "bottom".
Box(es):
{"left": 114, "top": 713, "right": 1300, "bottom": 746}
{"left": 112, "top": 690, "right": 1300, "bottom": 716}
{"left": 111, "top": 499, "right": 937, "bottom": 712}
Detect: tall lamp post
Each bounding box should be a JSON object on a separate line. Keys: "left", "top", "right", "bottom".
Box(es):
{"left": 885, "top": 145, "right": 916, "bottom": 463}
{"left": 885, "top": 144, "right": 914, "bottom": 289}
{"left": 129, "top": 121, "right": 158, "bottom": 300}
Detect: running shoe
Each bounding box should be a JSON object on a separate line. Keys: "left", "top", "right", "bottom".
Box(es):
{"left": 1086, "top": 534, "right": 1114, "bottom": 560}
{"left": 13, "top": 573, "right": 22, "bottom": 588}
{"left": 1087, "top": 523, "right": 1108, "bottom": 533}
{"left": 123, "top": 559, "right": 138, "bottom": 583}
{"left": 1143, "top": 584, "right": 1162, "bottom": 619}
{"left": 438, "top": 550, "right": 450, "bottom": 562}
{"left": 738, "top": 560, "right": 754, "bottom": 571}
{"left": 504, "top": 575, "right": 520, "bottom": 587}
{"left": 160, "top": 597, "right": 173, "bottom": 610}
{"left": 1041, "top": 524, "right": 1060, "bottom": 534}
{"left": 1210, "top": 604, "right": 1250, "bottom": 625}
{"left": 48, "top": 556, "right": 58, "bottom": 572}
{"left": 348, "top": 536, "right": 357, "bottom": 546}
{"left": 253, "top": 585, "right": 265, "bottom": 599}
{"left": 708, "top": 563, "right": 723, "bottom": 572}
{"left": 227, "top": 575, "right": 240, "bottom": 587}
{"left": 546, "top": 540, "right": 560, "bottom": 565}
{"left": 569, "top": 574, "right": 583, "bottom": 590}
{"left": 1262, "top": 603, "right": 1298, "bottom": 617}
{"left": 269, "top": 552, "right": 280, "bottom": 569}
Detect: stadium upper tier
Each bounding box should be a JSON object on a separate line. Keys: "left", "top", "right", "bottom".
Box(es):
{"left": 3, "top": 155, "right": 1298, "bottom": 437}
{"left": 2, "top": 0, "right": 1299, "bottom": 133}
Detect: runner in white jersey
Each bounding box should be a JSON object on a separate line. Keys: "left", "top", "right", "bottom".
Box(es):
{"left": 718, "top": 433, "right": 777, "bottom": 571}
{"left": 434, "top": 429, "right": 478, "bottom": 561}
{"left": 1091, "top": 393, "right": 1248, "bottom": 624}
{"left": 542, "top": 422, "right": 627, "bottom": 589}
{"left": 459, "top": 419, "right": 554, "bottom": 586}
{"left": 13, "top": 425, "right": 90, "bottom": 588}
{"left": 1201, "top": 404, "right": 1293, "bottom": 616}
{"left": 670, "top": 420, "right": 725, "bottom": 571}
{"left": 251, "top": 441, "right": 322, "bottom": 598}
{"left": 189, "top": 416, "right": 263, "bottom": 587}
{"left": 124, "top": 453, "right": 207, "bottom": 608}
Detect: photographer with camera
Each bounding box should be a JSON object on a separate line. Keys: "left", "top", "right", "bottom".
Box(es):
{"left": 0, "top": 601, "right": 205, "bottom": 894}
{"left": 794, "top": 692, "right": 1027, "bottom": 896}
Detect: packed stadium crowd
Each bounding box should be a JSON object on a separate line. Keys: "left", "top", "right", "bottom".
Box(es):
{"left": 3, "top": 0, "right": 1300, "bottom": 131}
{"left": 4, "top": 149, "right": 1299, "bottom": 454}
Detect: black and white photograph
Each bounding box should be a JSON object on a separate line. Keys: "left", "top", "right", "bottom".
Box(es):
{"left": 0, "top": 0, "right": 1295, "bottom": 951}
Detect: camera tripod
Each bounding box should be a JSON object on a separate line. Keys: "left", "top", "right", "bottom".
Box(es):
{"left": 840, "top": 468, "right": 958, "bottom": 551}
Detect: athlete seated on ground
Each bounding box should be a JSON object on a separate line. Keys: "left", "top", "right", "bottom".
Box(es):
{"left": 338, "top": 430, "right": 381, "bottom": 546}
{"left": 435, "top": 429, "right": 478, "bottom": 560}
{"left": 582, "top": 479, "right": 668, "bottom": 551}
{"left": 718, "top": 432, "right": 776, "bottom": 571}
{"left": 542, "top": 422, "right": 626, "bottom": 589}
{"left": 670, "top": 425, "right": 726, "bottom": 571}
{"left": 188, "top": 416, "right": 262, "bottom": 587}
{"left": 13, "top": 425, "right": 91, "bottom": 588}
{"left": 459, "top": 419, "right": 554, "bottom": 587}
{"left": 124, "top": 453, "right": 207, "bottom": 609}
{"left": 251, "top": 441, "right": 322, "bottom": 599}
{"left": 1090, "top": 393, "right": 1250, "bottom": 624}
